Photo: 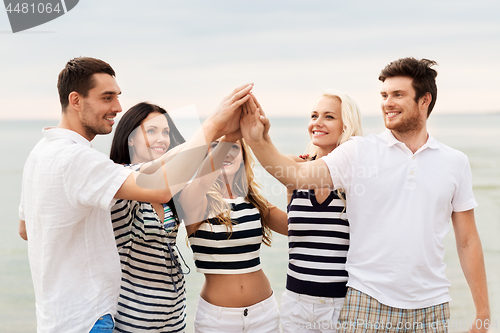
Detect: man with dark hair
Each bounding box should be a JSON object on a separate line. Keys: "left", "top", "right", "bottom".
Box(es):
{"left": 57, "top": 57, "right": 117, "bottom": 111}
{"left": 240, "top": 57, "right": 490, "bottom": 332}
{"left": 18, "top": 56, "right": 253, "bottom": 332}
{"left": 379, "top": 57, "right": 438, "bottom": 118}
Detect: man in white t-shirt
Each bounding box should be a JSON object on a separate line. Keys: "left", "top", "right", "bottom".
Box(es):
{"left": 240, "top": 57, "right": 490, "bottom": 332}
{"left": 18, "top": 57, "right": 253, "bottom": 333}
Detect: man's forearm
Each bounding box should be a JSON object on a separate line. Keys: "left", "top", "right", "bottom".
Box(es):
{"left": 457, "top": 238, "right": 490, "bottom": 320}
{"left": 452, "top": 210, "right": 490, "bottom": 326}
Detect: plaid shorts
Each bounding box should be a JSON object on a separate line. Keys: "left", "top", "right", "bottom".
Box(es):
{"left": 338, "top": 288, "right": 450, "bottom": 333}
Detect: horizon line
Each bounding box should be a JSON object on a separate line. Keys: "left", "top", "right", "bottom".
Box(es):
{"left": 1, "top": 110, "right": 499, "bottom": 122}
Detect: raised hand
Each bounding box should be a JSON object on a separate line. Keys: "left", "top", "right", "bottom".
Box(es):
{"left": 240, "top": 94, "right": 267, "bottom": 145}
{"left": 204, "top": 84, "right": 253, "bottom": 140}
{"left": 250, "top": 93, "right": 270, "bottom": 138}
{"left": 223, "top": 128, "right": 242, "bottom": 143}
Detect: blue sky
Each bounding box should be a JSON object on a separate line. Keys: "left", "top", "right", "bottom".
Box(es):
{"left": 0, "top": 0, "right": 499, "bottom": 120}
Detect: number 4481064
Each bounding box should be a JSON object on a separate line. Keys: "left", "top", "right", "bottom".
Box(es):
{"left": 6, "top": 3, "right": 62, "bottom": 14}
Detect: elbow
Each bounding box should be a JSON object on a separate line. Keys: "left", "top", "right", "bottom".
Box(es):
{"left": 160, "top": 191, "right": 172, "bottom": 204}
{"left": 160, "top": 183, "right": 174, "bottom": 203}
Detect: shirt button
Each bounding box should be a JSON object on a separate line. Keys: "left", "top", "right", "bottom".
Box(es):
{"left": 412, "top": 156, "right": 415, "bottom": 159}
{"left": 410, "top": 171, "right": 414, "bottom": 175}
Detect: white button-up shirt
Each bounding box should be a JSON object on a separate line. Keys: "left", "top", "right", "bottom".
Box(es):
{"left": 322, "top": 130, "right": 477, "bottom": 309}
{"left": 19, "top": 128, "right": 132, "bottom": 333}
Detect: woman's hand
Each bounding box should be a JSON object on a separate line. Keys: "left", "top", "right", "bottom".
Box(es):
{"left": 240, "top": 94, "right": 269, "bottom": 145}
{"left": 250, "top": 94, "right": 271, "bottom": 138}
{"left": 204, "top": 84, "right": 253, "bottom": 141}
{"left": 223, "top": 128, "right": 242, "bottom": 143}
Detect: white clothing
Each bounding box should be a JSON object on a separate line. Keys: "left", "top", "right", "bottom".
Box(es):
{"left": 321, "top": 130, "right": 477, "bottom": 309}
{"left": 280, "top": 290, "right": 344, "bottom": 333}
{"left": 194, "top": 293, "right": 280, "bottom": 333}
{"left": 19, "top": 127, "right": 132, "bottom": 333}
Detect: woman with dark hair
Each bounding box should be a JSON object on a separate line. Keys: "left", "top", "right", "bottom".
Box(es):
{"left": 109, "top": 102, "right": 188, "bottom": 333}
{"left": 110, "top": 102, "right": 185, "bottom": 164}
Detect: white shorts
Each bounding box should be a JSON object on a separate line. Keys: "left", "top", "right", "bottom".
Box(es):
{"left": 194, "top": 293, "right": 280, "bottom": 333}
{"left": 280, "top": 290, "right": 345, "bottom": 333}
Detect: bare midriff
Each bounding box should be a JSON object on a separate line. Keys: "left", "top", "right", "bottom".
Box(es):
{"left": 200, "top": 269, "right": 272, "bottom": 307}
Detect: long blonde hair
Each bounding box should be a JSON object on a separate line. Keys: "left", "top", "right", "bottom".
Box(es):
{"left": 200, "top": 139, "right": 273, "bottom": 246}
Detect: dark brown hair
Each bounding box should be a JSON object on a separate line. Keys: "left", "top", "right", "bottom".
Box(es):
{"left": 110, "top": 102, "right": 185, "bottom": 165}
{"left": 110, "top": 102, "right": 185, "bottom": 223}
{"left": 379, "top": 57, "right": 438, "bottom": 117}
{"left": 57, "top": 57, "right": 116, "bottom": 111}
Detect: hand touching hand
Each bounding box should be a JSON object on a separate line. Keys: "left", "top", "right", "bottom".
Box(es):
{"left": 240, "top": 94, "right": 269, "bottom": 145}
{"left": 205, "top": 84, "right": 253, "bottom": 140}
{"left": 223, "top": 128, "right": 242, "bottom": 143}
{"left": 250, "top": 94, "right": 270, "bottom": 138}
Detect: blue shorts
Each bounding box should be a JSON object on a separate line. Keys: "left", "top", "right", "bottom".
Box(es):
{"left": 89, "top": 314, "right": 115, "bottom": 332}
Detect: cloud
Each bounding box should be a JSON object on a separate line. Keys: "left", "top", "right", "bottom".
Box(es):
{"left": 0, "top": 0, "right": 499, "bottom": 119}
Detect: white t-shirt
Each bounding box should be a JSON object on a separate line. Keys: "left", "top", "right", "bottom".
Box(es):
{"left": 19, "top": 128, "right": 132, "bottom": 333}
{"left": 321, "top": 130, "right": 477, "bottom": 309}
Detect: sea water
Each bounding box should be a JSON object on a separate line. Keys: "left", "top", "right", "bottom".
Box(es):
{"left": 1, "top": 114, "right": 499, "bottom": 332}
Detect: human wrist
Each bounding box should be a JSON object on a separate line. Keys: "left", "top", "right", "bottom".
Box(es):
{"left": 263, "top": 133, "right": 271, "bottom": 143}
{"left": 475, "top": 312, "right": 490, "bottom": 320}
{"left": 201, "top": 122, "right": 220, "bottom": 144}
{"left": 220, "top": 135, "right": 239, "bottom": 143}
{"left": 248, "top": 137, "right": 267, "bottom": 150}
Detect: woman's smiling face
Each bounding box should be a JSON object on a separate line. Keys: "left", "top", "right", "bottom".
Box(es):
{"left": 209, "top": 140, "right": 243, "bottom": 178}
{"left": 308, "top": 96, "right": 344, "bottom": 152}
{"left": 129, "top": 111, "right": 171, "bottom": 164}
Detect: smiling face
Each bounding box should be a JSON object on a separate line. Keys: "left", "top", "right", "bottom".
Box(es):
{"left": 210, "top": 140, "right": 243, "bottom": 178}
{"left": 128, "top": 111, "right": 171, "bottom": 164}
{"left": 308, "top": 96, "right": 344, "bottom": 153}
{"left": 79, "top": 73, "right": 122, "bottom": 140}
{"left": 380, "top": 76, "right": 427, "bottom": 134}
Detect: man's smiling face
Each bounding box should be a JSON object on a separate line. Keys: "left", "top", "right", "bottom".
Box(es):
{"left": 380, "top": 76, "right": 426, "bottom": 134}
{"left": 80, "top": 73, "right": 122, "bottom": 140}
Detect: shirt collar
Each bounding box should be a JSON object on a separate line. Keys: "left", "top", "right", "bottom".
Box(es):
{"left": 382, "top": 129, "right": 440, "bottom": 150}
{"left": 42, "top": 127, "right": 92, "bottom": 147}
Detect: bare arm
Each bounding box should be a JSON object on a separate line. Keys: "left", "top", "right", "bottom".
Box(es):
{"left": 451, "top": 209, "right": 490, "bottom": 333}
{"left": 179, "top": 138, "right": 236, "bottom": 228}
{"left": 116, "top": 84, "right": 253, "bottom": 202}
{"left": 240, "top": 97, "right": 333, "bottom": 190}
{"left": 115, "top": 173, "right": 172, "bottom": 203}
{"left": 265, "top": 204, "right": 288, "bottom": 236}
{"left": 284, "top": 154, "right": 309, "bottom": 204}
{"left": 19, "top": 219, "right": 27, "bottom": 241}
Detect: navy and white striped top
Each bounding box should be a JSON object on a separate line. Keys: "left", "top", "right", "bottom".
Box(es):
{"left": 111, "top": 164, "right": 186, "bottom": 333}
{"left": 188, "top": 196, "right": 263, "bottom": 274}
{"left": 287, "top": 189, "right": 349, "bottom": 298}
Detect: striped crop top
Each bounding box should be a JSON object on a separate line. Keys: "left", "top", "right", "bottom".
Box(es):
{"left": 188, "top": 196, "right": 263, "bottom": 274}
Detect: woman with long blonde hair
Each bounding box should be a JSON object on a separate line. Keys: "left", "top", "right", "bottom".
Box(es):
{"left": 179, "top": 133, "right": 286, "bottom": 333}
